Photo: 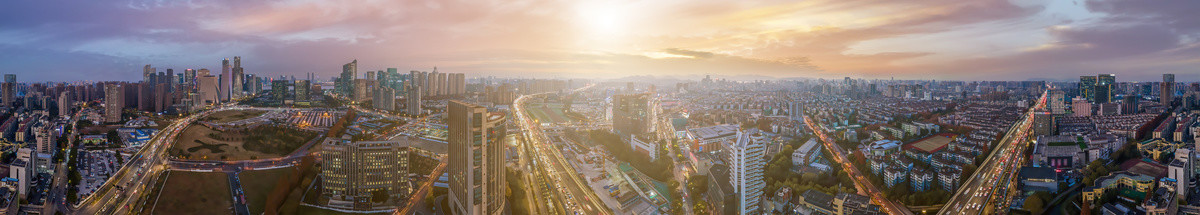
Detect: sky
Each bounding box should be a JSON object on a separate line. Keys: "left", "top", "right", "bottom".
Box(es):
{"left": 1, "top": 0, "right": 1198, "bottom": 82}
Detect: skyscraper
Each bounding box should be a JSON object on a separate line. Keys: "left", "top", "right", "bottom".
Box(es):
{"left": 448, "top": 101, "right": 507, "bottom": 215}
{"left": 294, "top": 80, "right": 311, "bottom": 102}
{"left": 1079, "top": 76, "right": 1097, "bottom": 102}
{"left": 1095, "top": 74, "right": 1115, "bottom": 103}
{"left": 1162, "top": 74, "right": 1175, "bottom": 105}
{"left": 339, "top": 60, "right": 357, "bottom": 97}
{"left": 220, "top": 58, "right": 231, "bottom": 101}
{"left": 320, "top": 138, "right": 411, "bottom": 210}
{"left": 104, "top": 84, "right": 123, "bottom": 123}
{"left": 728, "top": 129, "right": 766, "bottom": 215}
{"left": 232, "top": 56, "right": 244, "bottom": 99}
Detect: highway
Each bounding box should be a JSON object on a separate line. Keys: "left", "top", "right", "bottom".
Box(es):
{"left": 940, "top": 89, "right": 1048, "bottom": 214}
{"left": 72, "top": 105, "right": 227, "bottom": 214}
{"left": 513, "top": 86, "right": 614, "bottom": 215}
{"left": 804, "top": 116, "right": 912, "bottom": 215}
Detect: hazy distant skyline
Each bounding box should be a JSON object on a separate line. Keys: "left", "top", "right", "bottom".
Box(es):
{"left": 1, "top": 0, "right": 1198, "bottom": 82}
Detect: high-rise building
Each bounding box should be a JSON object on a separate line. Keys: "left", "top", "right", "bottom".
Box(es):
{"left": 104, "top": 84, "right": 123, "bottom": 123}
{"left": 2, "top": 74, "right": 15, "bottom": 107}
{"left": 406, "top": 85, "right": 422, "bottom": 115}
{"left": 272, "top": 80, "right": 291, "bottom": 103}
{"left": 1050, "top": 90, "right": 1067, "bottom": 115}
{"left": 1072, "top": 97, "right": 1091, "bottom": 117}
{"left": 1162, "top": 74, "right": 1175, "bottom": 105}
{"left": 339, "top": 60, "right": 358, "bottom": 97}
{"left": 1079, "top": 76, "right": 1097, "bottom": 102}
{"left": 611, "top": 93, "right": 658, "bottom": 139}
{"left": 320, "top": 138, "right": 411, "bottom": 210}
{"left": 1033, "top": 112, "right": 1055, "bottom": 136}
{"left": 198, "top": 73, "right": 219, "bottom": 104}
{"left": 1122, "top": 96, "right": 1139, "bottom": 114}
{"left": 447, "top": 101, "right": 507, "bottom": 215}
{"left": 220, "top": 58, "right": 231, "bottom": 101}
{"left": 1168, "top": 149, "right": 1191, "bottom": 199}
{"left": 373, "top": 86, "right": 395, "bottom": 111}
{"left": 58, "top": 91, "right": 73, "bottom": 117}
{"left": 1093, "top": 74, "right": 1115, "bottom": 104}
{"left": 143, "top": 65, "right": 155, "bottom": 83}
{"left": 728, "top": 129, "right": 766, "bottom": 215}
{"left": 294, "top": 80, "right": 311, "bottom": 102}
{"left": 427, "top": 70, "right": 438, "bottom": 97}
{"left": 232, "top": 56, "right": 244, "bottom": 99}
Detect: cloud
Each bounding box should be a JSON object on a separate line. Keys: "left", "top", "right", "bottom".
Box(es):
{"left": 0, "top": 0, "right": 1197, "bottom": 82}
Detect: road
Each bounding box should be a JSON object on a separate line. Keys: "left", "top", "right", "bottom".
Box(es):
{"left": 804, "top": 116, "right": 912, "bottom": 215}
{"left": 940, "top": 89, "right": 1048, "bottom": 214}
{"left": 228, "top": 172, "right": 250, "bottom": 215}
{"left": 394, "top": 161, "right": 446, "bottom": 215}
{"left": 513, "top": 86, "right": 614, "bottom": 215}
{"left": 72, "top": 105, "right": 228, "bottom": 214}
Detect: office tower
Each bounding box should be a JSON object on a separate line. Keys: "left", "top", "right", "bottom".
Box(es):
{"left": 2, "top": 74, "right": 14, "bottom": 107}
{"left": 184, "top": 69, "right": 196, "bottom": 85}
{"left": 1092, "top": 74, "right": 1114, "bottom": 104}
{"left": 406, "top": 85, "right": 422, "bottom": 115}
{"left": 1072, "top": 97, "right": 1091, "bottom": 117}
{"left": 339, "top": 60, "right": 357, "bottom": 97}
{"left": 58, "top": 91, "right": 72, "bottom": 117}
{"left": 1163, "top": 74, "right": 1175, "bottom": 105}
{"left": 448, "top": 101, "right": 507, "bottom": 215}
{"left": 294, "top": 80, "right": 311, "bottom": 102}
{"left": 373, "top": 86, "right": 395, "bottom": 111}
{"left": 1033, "top": 112, "right": 1055, "bottom": 136}
{"left": 611, "top": 93, "right": 658, "bottom": 139}
{"left": 198, "top": 73, "right": 219, "bottom": 104}
{"left": 728, "top": 129, "right": 766, "bottom": 215}
{"left": 365, "top": 71, "right": 375, "bottom": 81}
{"left": 232, "top": 56, "right": 244, "bottom": 99}
{"left": 272, "top": 80, "right": 291, "bottom": 102}
{"left": 104, "top": 84, "right": 123, "bottom": 123}
{"left": 320, "top": 139, "right": 411, "bottom": 210}
{"left": 220, "top": 58, "right": 231, "bottom": 101}
{"left": 1079, "top": 76, "right": 1097, "bottom": 102}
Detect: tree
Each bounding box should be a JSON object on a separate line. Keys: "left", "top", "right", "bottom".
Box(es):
{"left": 1024, "top": 194, "right": 1045, "bottom": 214}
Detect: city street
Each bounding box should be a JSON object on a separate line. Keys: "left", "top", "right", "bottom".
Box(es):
{"left": 805, "top": 115, "right": 913, "bottom": 215}
{"left": 941, "top": 89, "right": 1048, "bottom": 214}
{"left": 513, "top": 86, "right": 614, "bottom": 215}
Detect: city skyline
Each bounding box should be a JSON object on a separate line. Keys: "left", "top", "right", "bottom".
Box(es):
{"left": 3, "top": 0, "right": 1200, "bottom": 82}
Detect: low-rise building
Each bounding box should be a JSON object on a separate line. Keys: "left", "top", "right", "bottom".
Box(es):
{"left": 1082, "top": 171, "right": 1156, "bottom": 203}
{"left": 1017, "top": 166, "right": 1058, "bottom": 193}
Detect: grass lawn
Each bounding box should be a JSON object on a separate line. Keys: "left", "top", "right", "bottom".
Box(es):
{"left": 146, "top": 171, "right": 232, "bottom": 215}
{"left": 201, "top": 110, "right": 267, "bottom": 123}
{"left": 295, "top": 205, "right": 391, "bottom": 215}
{"left": 171, "top": 124, "right": 317, "bottom": 161}
{"left": 240, "top": 168, "right": 294, "bottom": 215}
